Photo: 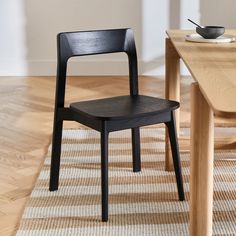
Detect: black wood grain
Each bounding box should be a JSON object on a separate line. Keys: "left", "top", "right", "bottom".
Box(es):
{"left": 70, "top": 95, "right": 179, "bottom": 121}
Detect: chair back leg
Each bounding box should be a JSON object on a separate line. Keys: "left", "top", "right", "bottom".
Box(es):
{"left": 101, "top": 123, "right": 109, "bottom": 221}
{"left": 165, "top": 111, "right": 185, "bottom": 201}
{"left": 132, "top": 127, "right": 141, "bottom": 172}
{"left": 49, "top": 120, "right": 64, "bottom": 191}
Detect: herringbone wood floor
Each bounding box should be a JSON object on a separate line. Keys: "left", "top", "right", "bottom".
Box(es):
{"left": 0, "top": 76, "right": 235, "bottom": 236}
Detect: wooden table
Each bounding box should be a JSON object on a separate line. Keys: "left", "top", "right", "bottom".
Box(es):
{"left": 165, "top": 30, "right": 236, "bottom": 236}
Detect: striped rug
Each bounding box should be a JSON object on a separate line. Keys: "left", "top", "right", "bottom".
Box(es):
{"left": 17, "top": 128, "right": 236, "bottom": 236}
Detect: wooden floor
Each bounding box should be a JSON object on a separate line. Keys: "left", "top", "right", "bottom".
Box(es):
{"left": 0, "top": 76, "right": 235, "bottom": 236}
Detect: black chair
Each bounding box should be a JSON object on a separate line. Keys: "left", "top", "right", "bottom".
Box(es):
{"left": 49, "top": 28, "right": 185, "bottom": 222}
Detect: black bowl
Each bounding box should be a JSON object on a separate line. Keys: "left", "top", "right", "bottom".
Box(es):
{"left": 196, "top": 26, "right": 225, "bottom": 39}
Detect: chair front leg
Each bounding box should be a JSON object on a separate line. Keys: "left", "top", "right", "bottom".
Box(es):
{"left": 49, "top": 118, "right": 63, "bottom": 191}
{"left": 101, "top": 123, "right": 109, "bottom": 222}
{"left": 131, "top": 127, "right": 141, "bottom": 172}
{"left": 165, "top": 111, "right": 185, "bottom": 201}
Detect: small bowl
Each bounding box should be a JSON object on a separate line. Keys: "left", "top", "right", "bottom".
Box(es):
{"left": 196, "top": 26, "right": 225, "bottom": 39}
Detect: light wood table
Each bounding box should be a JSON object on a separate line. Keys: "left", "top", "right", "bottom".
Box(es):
{"left": 165, "top": 30, "right": 236, "bottom": 236}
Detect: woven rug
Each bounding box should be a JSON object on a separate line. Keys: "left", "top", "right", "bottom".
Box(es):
{"left": 17, "top": 128, "right": 236, "bottom": 236}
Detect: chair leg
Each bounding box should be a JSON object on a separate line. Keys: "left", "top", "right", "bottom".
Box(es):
{"left": 49, "top": 119, "right": 63, "bottom": 191}
{"left": 101, "top": 124, "right": 109, "bottom": 222}
{"left": 165, "top": 111, "right": 185, "bottom": 201}
{"left": 131, "top": 127, "right": 141, "bottom": 172}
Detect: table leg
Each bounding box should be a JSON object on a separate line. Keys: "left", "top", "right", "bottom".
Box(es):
{"left": 165, "top": 38, "right": 180, "bottom": 171}
{"left": 190, "top": 83, "right": 214, "bottom": 236}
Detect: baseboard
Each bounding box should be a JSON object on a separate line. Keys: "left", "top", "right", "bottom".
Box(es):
{"left": 0, "top": 58, "right": 167, "bottom": 76}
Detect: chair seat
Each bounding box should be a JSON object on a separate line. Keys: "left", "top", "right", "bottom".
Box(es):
{"left": 70, "top": 95, "right": 179, "bottom": 121}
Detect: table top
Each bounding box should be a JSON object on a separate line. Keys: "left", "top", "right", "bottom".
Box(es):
{"left": 167, "top": 30, "right": 236, "bottom": 118}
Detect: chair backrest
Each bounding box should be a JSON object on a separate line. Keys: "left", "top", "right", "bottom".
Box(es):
{"left": 58, "top": 28, "right": 136, "bottom": 59}
{"left": 55, "top": 29, "right": 138, "bottom": 108}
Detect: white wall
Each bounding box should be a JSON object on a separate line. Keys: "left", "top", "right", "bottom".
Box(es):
{"left": 0, "top": 0, "right": 27, "bottom": 75}
{"left": 0, "top": 0, "right": 236, "bottom": 76}
{"left": 200, "top": 0, "right": 236, "bottom": 28}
